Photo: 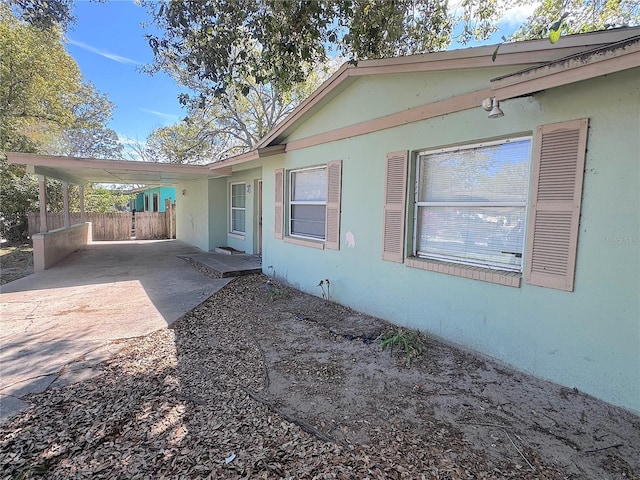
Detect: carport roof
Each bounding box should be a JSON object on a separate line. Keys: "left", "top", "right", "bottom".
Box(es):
{"left": 5, "top": 152, "right": 228, "bottom": 185}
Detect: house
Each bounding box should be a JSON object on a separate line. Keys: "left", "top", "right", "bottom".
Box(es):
{"left": 176, "top": 27, "right": 640, "bottom": 414}
{"left": 129, "top": 186, "right": 176, "bottom": 213}
{"left": 7, "top": 28, "right": 639, "bottom": 414}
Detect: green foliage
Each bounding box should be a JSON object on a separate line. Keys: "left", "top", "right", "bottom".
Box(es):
{"left": 144, "top": 0, "right": 639, "bottom": 99}
{"left": 379, "top": 328, "right": 424, "bottom": 367}
{"left": 143, "top": 0, "right": 486, "bottom": 97}
{"left": 510, "top": 0, "right": 640, "bottom": 41}
{"left": 5, "top": 0, "right": 75, "bottom": 31}
{"left": 0, "top": 157, "right": 38, "bottom": 242}
{"left": 268, "top": 286, "right": 291, "bottom": 301}
{"left": 0, "top": 4, "right": 81, "bottom": 151}
{"left": 0, "top": 6, "right": 124, "bottom": 240}
{"left": 50, "top": 82, "right": 124, "bottom": 159}
{"left": 83, "top": 186, "right": 134, "bottom": 214}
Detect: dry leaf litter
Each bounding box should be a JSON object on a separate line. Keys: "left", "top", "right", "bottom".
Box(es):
{"left": 1, "top": 274, "right": 639, "bottom": 479}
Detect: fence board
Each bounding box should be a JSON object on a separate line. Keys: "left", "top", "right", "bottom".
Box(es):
{"left": 134, "top": 212, "right": 167, "bottom": 240}
{"left": 28, "top": 212, "right": 132, "bottom": 241}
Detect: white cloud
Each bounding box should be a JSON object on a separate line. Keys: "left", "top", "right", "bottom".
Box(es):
{"left": 140, "top": 108, "right": 181, "bottom": 123}
{"left": 499, "top": 3, "right": 540, "bottom": 28}
{"left": 67, "top": 38, "right": 143, "bottom": 65}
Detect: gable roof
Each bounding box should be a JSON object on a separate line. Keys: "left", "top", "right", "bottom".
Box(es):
{"left": 210, "top": 26, "right": 640, "bottom": 172}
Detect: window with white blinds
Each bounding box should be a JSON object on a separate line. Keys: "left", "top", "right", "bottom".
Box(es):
{"left": 289, "top": 166, "right": 327, "bottom": 240}
{"left": 415, "top": 138, "right": 531, "bottom": 271}
{"left": 230, "top": 182, "right": 246, "bottom": 234}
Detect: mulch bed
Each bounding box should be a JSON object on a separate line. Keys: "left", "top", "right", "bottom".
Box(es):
{"left": 1, "top": 274, "right": 638, "bottom": 479}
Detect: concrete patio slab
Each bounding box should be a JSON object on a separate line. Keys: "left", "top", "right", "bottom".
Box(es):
{"left": 0, "top": 240, "right": 235, "bottom": 424}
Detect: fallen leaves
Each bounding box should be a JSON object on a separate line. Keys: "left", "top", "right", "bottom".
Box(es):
{"left": 1, "top": 274, "right": 638, "bottom": 479}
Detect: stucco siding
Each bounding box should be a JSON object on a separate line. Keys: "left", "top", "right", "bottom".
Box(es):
{"left": 287, "top": 67, "right": 525, "bottom": 142}
{"left": 262, "top": 68, "right": 640, "bottom": 413}
{"left": 176, "top": 178, "right": 210, "bottom": 252}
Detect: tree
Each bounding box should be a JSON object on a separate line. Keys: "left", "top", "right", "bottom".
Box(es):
{"left": 143, "top": 68, "right": 327, "bottom": 164}
{"left": 0, "top": 3, "right": 81, "bottom": 152}
{"left": 3, "top": 0, "right": 75, "bottom": 31}
{"left": 511, "top": 0, "right": 640, "bottom": 41}
{"left": 143, "top": 0, "right": 460, "bottom": 96}
{"left": 144, "top": 0, "right": 639, "bottom": 97}
{"left": 138, "top": 50, "right": 333, "bottom": 165}
{"left": 49, "top": 82, "right": 124, "bottom": 159}
{"left": 0, "top": 4, "right": 124, "bottom": 241}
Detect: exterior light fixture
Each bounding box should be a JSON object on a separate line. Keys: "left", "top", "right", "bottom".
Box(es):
{"left": 482, "top": 97, "right": 504, "bottom": 119}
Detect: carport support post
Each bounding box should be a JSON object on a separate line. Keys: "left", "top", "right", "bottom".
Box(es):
{"left": 79, "top": 185, "right": 85, "bottom": 222}
{"left": 38, "top": 175, "right": 47, "bottom": 233}
{"left": 62, "top": 181, "right": 70, "bottom": 228}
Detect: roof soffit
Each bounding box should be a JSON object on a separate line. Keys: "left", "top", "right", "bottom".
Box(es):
{"left": 7, "top": 152, "right": 214, "bottom": 185}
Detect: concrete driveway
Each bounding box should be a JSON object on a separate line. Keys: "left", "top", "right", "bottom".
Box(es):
{"left": 0, "top": 240, "right": 231, "bottom": 423}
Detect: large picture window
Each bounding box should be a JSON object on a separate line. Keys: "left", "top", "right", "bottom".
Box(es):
{"left": 289, "top": 166, "right": 327, "bottom": 240}
{"left": 414, "top": 138, "right": 531, "bottom": 271}
{"left": 230, "top": 182, "right": 246, "bottom": 234}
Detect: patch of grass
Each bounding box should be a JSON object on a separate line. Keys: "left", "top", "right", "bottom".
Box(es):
{"left": 268, "top": 286, "right": 291, "bottom": 301}
{"left": 379, "top": 328, "right": 424, "bottom": 367}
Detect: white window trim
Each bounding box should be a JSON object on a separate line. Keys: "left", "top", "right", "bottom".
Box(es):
{"left": 288, "top": 165, "right": 327, "bottom": 242}
{"left": 230, "top": 182, "right": 246, "bottom": 235}
{"left": 413, "top": 136, "right": 532, "bottom": 272}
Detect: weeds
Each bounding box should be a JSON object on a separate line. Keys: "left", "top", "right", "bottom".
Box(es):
{"left": 268, "top": 286, "right": 290, "bottom": 301}
{"left": 379, "top": 328, "right": 424, "bottom": 367}
{"left": 317, "top": 278, "right": 331, "bottom": 300}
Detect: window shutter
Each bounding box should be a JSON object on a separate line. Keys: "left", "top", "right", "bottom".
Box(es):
{"left": 525, "top": 119, "right": 588, "bottom": 291}
{"left": 382, "top": 151, "right": 408, "bottom": 262}
{"left": 325, "top": 160, "right": 342, "bottom": 250}
{"left": 274, "top": 168, "right": 284, "bottom": 239}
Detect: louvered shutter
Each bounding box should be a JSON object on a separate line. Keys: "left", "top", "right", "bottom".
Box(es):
{"left": 382, "top": 151, "right": 408, "bottom": 262}
{"left": 525, "top": 119, "right": 588, "bottom": 291}
{"left": 274, "top": 168, "right": 284, "bottom": 239}
{"left": 325, "top": 160, "right": 342, "bottom": 250}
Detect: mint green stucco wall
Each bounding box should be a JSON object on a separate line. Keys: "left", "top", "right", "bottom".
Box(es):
{"left": 261, "top": 68, "right": 640, "bottom": 413}
{"left": 176, "top": 169, "right": 262, "bottom": 254}
{"left": 176, "top": 178, "right": 226, "bottom": 252}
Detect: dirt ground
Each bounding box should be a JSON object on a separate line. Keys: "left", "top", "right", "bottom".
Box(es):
{"left": 0, "top": 244, "right": 33, "bottom": 285}
{"left": 1, "top": 274, "right": 638, "bottom": 479}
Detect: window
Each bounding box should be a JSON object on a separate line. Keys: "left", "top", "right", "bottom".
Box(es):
{"left": 289, "top": 166, "right": 327, "bottom": 240}
{"left": 152, "top": 193, "right": 159, "bottom": 212}
{"left": 230, "top": 182, "right": 246, "bottom": 234}
{"left": 144, "top": 194, "right": 149, "bottom": 211}
{"left": 414, "top": 138, "right": 531, "bottom": 272}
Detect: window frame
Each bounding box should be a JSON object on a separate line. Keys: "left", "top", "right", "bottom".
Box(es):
{"left": 230, "top": 182, "right": 246, "bottom": 235}
{"left": 413, "top": 136, "right": 532, "bottom": 272}
{"left": 288, "top": 165, "right": 327, "bottom": 241}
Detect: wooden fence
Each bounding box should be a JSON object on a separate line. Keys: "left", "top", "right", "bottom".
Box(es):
{"left": 28, "top": 207, "right": 176, "bottom": 241}
{"left": 135, "top": 212, "right": 166, "bottom": 240}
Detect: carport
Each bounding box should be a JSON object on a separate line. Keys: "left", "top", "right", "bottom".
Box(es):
{"left": 1, "top": 153, "right": 260, "bottom": 423}
{"left": 0, "top": 238, "right": 261, "bottom": 423}
{"left": 5, "top": 152, "right": 233, "bottom": 271}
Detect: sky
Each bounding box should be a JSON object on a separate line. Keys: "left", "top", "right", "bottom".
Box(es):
{"left": 63, "top": 1, "right": 537, "bottom": 157}
{"left": 65, "top": 1, "right": 187, "bottom": 156}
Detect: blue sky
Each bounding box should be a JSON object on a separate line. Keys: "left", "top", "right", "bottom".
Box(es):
{"left": 63, "top": 1, "right": 536, "bottom": 157}
{"left": 65, "top": 1, "right": 187, "bottom": 154}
